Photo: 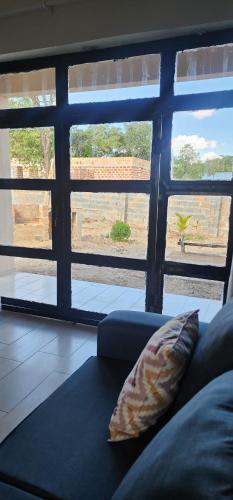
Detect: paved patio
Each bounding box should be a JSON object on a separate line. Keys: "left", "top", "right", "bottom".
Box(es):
{"left": 0, "top": 272, "right": 222, "bottom": 322}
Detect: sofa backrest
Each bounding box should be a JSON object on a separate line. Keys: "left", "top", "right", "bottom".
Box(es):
{"left": 173, "top": 298, "right": 233, "bottom": 413}
{"left": 97, "top": 309, "right": 207, "bottom": 363}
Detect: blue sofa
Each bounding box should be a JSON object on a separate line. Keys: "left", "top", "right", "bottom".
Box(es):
{"left": 0, "top": 303, "right": 233, "bottom": 499}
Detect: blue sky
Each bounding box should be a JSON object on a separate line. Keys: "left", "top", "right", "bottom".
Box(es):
{"left": 69, "top": 75, "right": 233, "bottom": 159}
{"left": 68, "top": 83, "right": 159, "bottom": 103}
{"left": 173, "top": 108, "right": 233, "bottom": 159}
{"left": 173, "top": 77, "right": 233, "bottom": 159}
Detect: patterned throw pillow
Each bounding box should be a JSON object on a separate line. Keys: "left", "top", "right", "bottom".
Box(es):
{"left": 109, "top": 310, "right": 199, "bottom": 442}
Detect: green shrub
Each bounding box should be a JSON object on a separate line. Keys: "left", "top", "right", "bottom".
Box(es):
{"left": 110, "top": 221, "right": 131, "bottom": 241}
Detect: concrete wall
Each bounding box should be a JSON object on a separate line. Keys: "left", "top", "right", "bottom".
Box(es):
{"left": 0, "top": 0, "right": 233, "bottom": 61}
{"left": 11, "top": 190, "right": 229, "bottom": 247}
{"left": 167, "top": 195, "right": 230, "bottom": 243}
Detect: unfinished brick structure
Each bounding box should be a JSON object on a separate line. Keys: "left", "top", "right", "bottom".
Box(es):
{"left": 13, "top": 156, "right": 150, "bottom": 180}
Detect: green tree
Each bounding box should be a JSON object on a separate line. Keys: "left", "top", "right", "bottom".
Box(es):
{"left": 71, "top": 122, "right": 152, "bottom": 160}
{"left": 10, "top": 127, "right": 54, "bottom": 177}
{"left": 9, "top": 95, "right": 55, "bottom": 177}
{"left": 122, "top": 122, "right": 152, "bottom": 160}
{"left": 173, "top": 144, "right": 204, "bottom": 180}
{"left": 71, "top": 124, "right": 124, "bottom": 158}
{"left": 221, "top": 155, "right": 233, "bottom": 172}
{"left": 205, "top": 156, "right": 233, "bottom": 178}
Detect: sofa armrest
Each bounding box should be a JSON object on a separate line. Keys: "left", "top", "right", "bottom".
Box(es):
{"left": 97, "top": 310, "right": 172, "bottom": 362}
{"left": 97, "top": 310, "right": 208, "bottom": 362}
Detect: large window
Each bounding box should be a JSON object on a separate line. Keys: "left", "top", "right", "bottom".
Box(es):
{"left": 0, "top": 30, "right": 233, "bottom": 324}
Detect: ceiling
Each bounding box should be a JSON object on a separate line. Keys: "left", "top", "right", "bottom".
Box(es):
{"left": 0, "top": 0, "right": 77, "bottom": 18}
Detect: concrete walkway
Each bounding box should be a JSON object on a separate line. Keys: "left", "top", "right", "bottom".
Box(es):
{"left": 0, "top": 272, "right": 222, "bottom": 322}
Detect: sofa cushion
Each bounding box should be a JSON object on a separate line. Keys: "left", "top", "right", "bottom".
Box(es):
{"left": 0, "top": 357, "right": 159, "bottom": 500}
{"left": 109, "top": 310, "right": 198, "bottom": 441}
{"left": 113, "top": 370, "right": 233, "bottom": 500}
{"left": 0, "top": 482, "right": 38, "bottom": 499}
{"left": 172, "top": 299, "right": 233, "bottom": 413}
{"left": 98, "top": 310, "right": 207, "bottom": 362}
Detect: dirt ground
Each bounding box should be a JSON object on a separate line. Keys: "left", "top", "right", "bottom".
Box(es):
{"left": 12, "top": 223, "right": 224, "bottom": 301}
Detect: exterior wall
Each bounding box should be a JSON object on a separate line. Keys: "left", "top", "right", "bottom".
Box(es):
{"left": 9, "top": 158, "right": 230, "bottom": 248}
{"left": 71, "top": 192, "right": 149, "bottom": 225}
{"left": 167, "top": 195, "right": 230, "bottom": 244}
{"left": 71, "top": 157, "right": 150, "bottom": 180}
{"left": 13, "top": 157, "right": 150, "bottom": 180}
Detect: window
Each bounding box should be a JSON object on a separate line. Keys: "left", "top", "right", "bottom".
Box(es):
{"left": 0, "top": 68, "right": 56, "bottom": 108}
{"left": 163, "top": 275, "right": 224, "bottom": 321}
{"left": 171, "top": 109, "right": 233, "bottom": 181}
{"left": 175, "top": 44, "right": 233, "bottom": 94}
{"left": 70, "top": 122, "right": 152, "bottom": 180}
{"left": 68, "top": 54, "right": 160, "bottom": 103}
{"left": 165, "top": 195, "right": 230, "bottom": 266}
{"left": 71, "top": 192, "right": 149, "bottom": 258}
{"left": 0, "top": 127, "right": 55, "bottom": 179}
{"left": 0, "top": 190, "right": 52, "bottom": 249}
{"left": 71, "top": 264, "right": 145, "bottom": 313}
{"left": 0, "top": 257, "right": 57, "bottom": 305}
{"left": 0, "top": 30, "right": 232, "bottom": 324}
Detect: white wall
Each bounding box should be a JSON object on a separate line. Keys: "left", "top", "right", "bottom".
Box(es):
{"left": 0, "top": 0, "right": 232, "bottom": 61}
{"left": 0, "top": 119, "right": 14, "bottom": 276}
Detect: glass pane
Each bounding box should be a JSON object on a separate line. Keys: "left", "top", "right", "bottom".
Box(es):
{"left": 175, "top": 44, "right": 233, "bottom": 94}
{"left": 0, "top": 127, "right": 55, "bottom": 179}
{"left": 0, "top": 257, "right": 56, "bottom": 305}
{"left": 68, "top": 54, "right": 160, "bottom": 103}
{"left": 0, "top": 190, "right": 52, "bottom": 249}
{"left": 71, "top": 193, "right": 149, "bottom": 258}
{"left": 0, "top": 68, "right": 56, "bottom": 108}
{"left": 171, "top": 109, "right": 233, "bottom": 181}
{"left": 163, "top": 275, "right": 223, "bottom": 322}
{"left": 70, "top": 122, "right": 152, "bottom": 180}
{"left": 165, "top": 195, "right": 230, "bottom": 266}
{"left": 71, "top": 264, "right": 145, "bottom": 313}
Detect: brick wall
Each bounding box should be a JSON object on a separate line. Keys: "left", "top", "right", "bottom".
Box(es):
{"left": 70, "top": 157, "right": 150, "bottom": 180}
{"left": 13, "top": 156, "right": 150, "bottom": 180}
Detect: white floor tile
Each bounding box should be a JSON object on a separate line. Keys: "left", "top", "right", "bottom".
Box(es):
{"left": 40, "top": 330, "right": 89, "bottom": 357}
{"left": 0, "top": 320, "right": 36, "bottom": 344}
{"left": 0, "top": 327, "right": 57, "bottom": 362}
{"left": 0, "top": 357, "right": 20, "bottom": 380}
{"left": 55, "top": 338, "right": 97, "bottom": 375}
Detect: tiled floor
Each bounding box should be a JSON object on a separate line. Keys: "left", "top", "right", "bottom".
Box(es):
{"left": 0, "top": 272, "right": 222, "bottom": 321}
{"left": 0, "top": 310, "right": 97, "bottom": 443}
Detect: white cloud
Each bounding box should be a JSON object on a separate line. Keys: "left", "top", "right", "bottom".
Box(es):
{"left": 191, "top": 109, "right": 216, "bottom": 119}
{"left": 172, "top": 135, "right": 217, "bottom": 155}
{"left": 202, "top": 152, "right": 221, "bottom": 162}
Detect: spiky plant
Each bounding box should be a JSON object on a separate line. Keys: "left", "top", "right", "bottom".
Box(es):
{"left": 175, "top": 212, "right": 192, "bottom": 253}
